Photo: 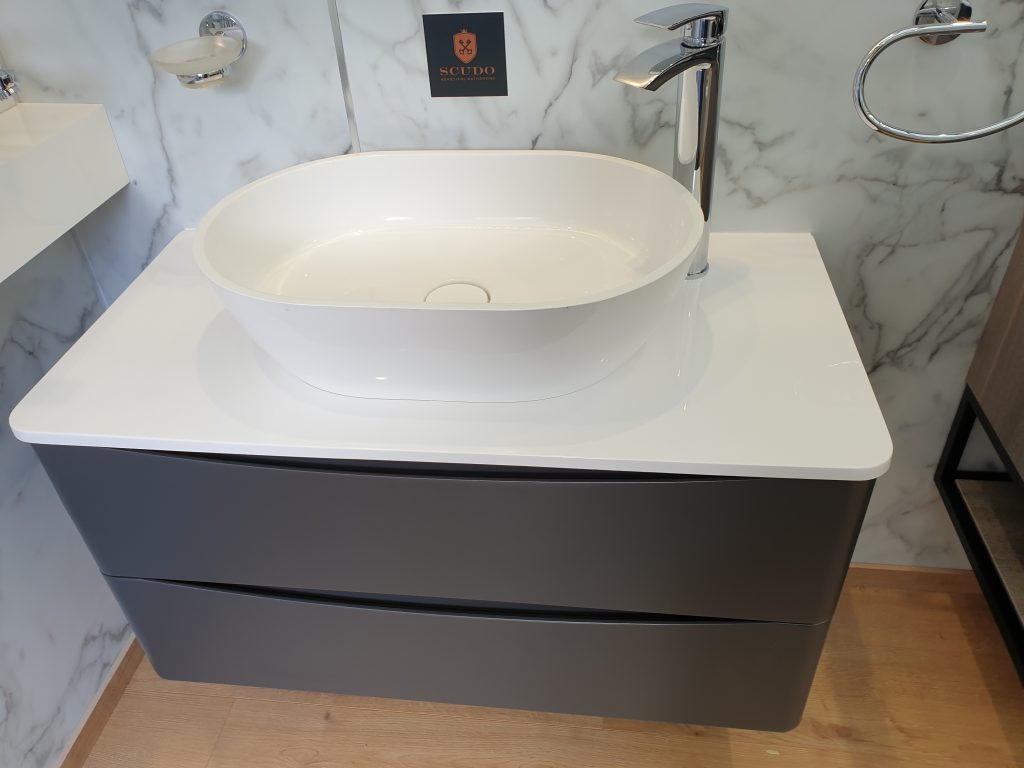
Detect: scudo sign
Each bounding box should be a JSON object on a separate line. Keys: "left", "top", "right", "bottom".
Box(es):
{"left": 423, "top": 12, "right": 508, "bottom": 97}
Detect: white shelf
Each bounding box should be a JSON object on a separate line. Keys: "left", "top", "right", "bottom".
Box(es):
{"left": 0, "top": 103, "right": 128, "bottom": 283}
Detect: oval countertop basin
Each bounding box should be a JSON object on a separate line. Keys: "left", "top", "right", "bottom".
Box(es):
{"left": 196, "top": 150, "right": 705, "bottom": 402}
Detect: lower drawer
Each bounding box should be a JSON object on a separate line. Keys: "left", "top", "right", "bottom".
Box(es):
{"left": 111, "top": 576, "right": 829, "bottom": 731}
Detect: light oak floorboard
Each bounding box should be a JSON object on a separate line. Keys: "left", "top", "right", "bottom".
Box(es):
{"left": 841, "top": 564, "right": 981, "bottom": 594}
{"left": 82, "top": 692, "right": 232, "bottom": 768}
{"left": 87, "top": 567, "right": 1024, "bottom": 767}
{"left": 61, "top": 639, "right": 144, "bottom": 768}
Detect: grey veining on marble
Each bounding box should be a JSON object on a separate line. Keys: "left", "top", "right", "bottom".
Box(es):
{"left": 0, "top": 236, "right": 127, "bottom": 768}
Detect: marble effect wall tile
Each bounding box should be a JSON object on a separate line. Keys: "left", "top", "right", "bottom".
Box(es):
{"left": 0, "top": 3, "right": 351, "bottom": 766}
{"left": 0, "top": 236, "right": 127, "bottom": 768}
{"left": 338, "top": 0, "right": 1024, "bottom": 567}
{"left": 0, "top": 0, "right": 351, "bottom": 300}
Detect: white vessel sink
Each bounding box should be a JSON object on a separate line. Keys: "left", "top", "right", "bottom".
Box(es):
{"left": 0, "top": 103, "right": 127, "bottom": 283}
{"left": 196, "top": 150, "right": 705, "bottom": 402}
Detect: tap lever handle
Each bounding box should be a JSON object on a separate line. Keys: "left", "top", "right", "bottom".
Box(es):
{"left": 635, "top": 4, "right": 728, "bottom": 35}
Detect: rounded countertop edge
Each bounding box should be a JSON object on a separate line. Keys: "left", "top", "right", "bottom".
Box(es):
{"left": 8, "top": 229, "right": 895, "bottom": 485}
{"left": 7, "top": 429, "right": 895, "bottom": 483}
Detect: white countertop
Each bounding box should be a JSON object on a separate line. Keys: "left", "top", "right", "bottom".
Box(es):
{"left": 10, "top": 230, "right": 892, "bottom": 481}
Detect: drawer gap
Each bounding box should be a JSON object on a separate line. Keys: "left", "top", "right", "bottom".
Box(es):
{"left": 135, "top": 448, "right": 731, "bottom": 482}
{"left": 147, "top": 578, "right": 795, "bottom": 625}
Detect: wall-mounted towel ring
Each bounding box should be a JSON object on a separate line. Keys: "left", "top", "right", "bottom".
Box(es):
{"left": 853, "top": 2, "right": 1024, "bottom": 143}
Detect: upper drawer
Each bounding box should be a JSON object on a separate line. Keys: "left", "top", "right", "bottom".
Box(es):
{"left": 37, "top": 445, "right": 871, "bottom": 624}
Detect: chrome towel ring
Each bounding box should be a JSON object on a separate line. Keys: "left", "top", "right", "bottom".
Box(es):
{"left": 853, "top": 1, "right": 1024, "bottom": 143}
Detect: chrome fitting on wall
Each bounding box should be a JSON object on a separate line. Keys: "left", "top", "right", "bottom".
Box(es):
{"left": 852, "top": 0, "right": 1024, "bottom": 143}
{"left": 914, "top": 0, "right": 973, "bottom": 45}
{"left": 0, "top": 68, "right": 18, "bottom": 101}
{"left": 150, "top": 11, "right": 247, "bottom": 89}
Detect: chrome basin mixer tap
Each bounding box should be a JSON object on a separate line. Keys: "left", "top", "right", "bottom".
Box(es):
{"left": 615, "top": 3, "right": 727, "bottom": 278}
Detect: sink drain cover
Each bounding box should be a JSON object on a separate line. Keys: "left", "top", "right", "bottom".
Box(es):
{"left": 424, "top": 282, "right": 491, "bottom": 304}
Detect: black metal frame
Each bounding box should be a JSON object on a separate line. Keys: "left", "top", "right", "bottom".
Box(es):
{"left": 935, "top": 386, "right": 1024, "bottom": 683}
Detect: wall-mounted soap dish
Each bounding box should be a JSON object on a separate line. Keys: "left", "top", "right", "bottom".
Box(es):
{"left": 150, "top": 11, "right": 246, "bottom": 89}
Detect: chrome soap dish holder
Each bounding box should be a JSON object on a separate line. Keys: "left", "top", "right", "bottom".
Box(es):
{"left": 853, "top": 1, "right": 1024, "bottom": 143}
{"left": 150, "top": 10, "right": 246, "bottom": 89}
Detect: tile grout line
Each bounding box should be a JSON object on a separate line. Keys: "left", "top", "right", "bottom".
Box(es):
{"left": 71, "top": 227, "right": 110, "bottom": 308}
{"left": 326, "top": 0, "right": 361, "bottom": 153}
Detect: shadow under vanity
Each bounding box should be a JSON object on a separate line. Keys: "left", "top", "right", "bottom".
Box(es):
{"left": 11, "top": 231, "right": 891, "bottom": 732}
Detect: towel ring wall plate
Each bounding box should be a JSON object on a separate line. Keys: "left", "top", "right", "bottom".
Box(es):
{"left": 853, "top": 1, "right": 1024, "bottom": 143}
{"left": 915, "top": 0, "right": 972, "bottom": 45}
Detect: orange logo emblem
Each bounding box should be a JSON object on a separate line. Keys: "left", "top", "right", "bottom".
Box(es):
{"left": 453, "top": 29, "right": 477, "bottom": 64}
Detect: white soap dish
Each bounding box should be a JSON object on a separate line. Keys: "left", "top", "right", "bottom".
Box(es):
{"left": 150, "top": 11, "right": 246, "bottom": 89}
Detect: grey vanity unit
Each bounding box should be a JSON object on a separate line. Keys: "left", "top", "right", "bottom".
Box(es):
{"left": 12, "top": 232, "right": 892, "bottom": 732}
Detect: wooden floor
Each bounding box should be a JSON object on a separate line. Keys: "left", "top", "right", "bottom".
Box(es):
{"left": 79, "top": 566, "right": 1024, "bottom": 768}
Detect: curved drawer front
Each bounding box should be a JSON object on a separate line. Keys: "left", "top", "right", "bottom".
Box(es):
{"left": 38, "top": 445, "right": 871, "bottom": 624}
{"left": 111, "top": 577, "right": 827, "bottom": 731}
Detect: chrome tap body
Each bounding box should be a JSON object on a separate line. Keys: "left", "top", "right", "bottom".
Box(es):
{"left": 615, "top": 4, "right": 727, "bottom": 278}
